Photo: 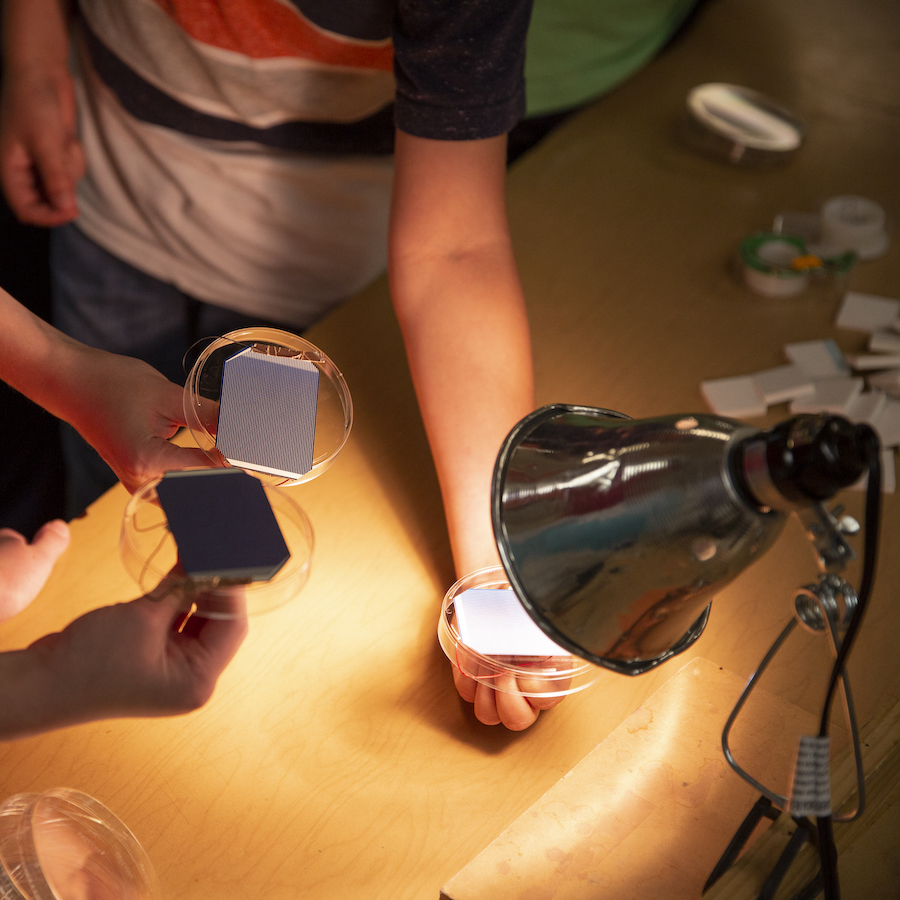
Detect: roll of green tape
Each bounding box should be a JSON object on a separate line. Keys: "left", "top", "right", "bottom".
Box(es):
{"left": 740, "top": 232, "right": 810, "bottom": 297}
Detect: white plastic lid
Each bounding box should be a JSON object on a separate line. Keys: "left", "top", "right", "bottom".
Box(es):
{"left": 686, "top": 83, "right": 804, "bottom": 163}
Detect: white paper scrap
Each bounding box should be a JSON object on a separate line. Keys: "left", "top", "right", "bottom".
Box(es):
{"left": 845, "top": 352, "right": 900, "bottom": 371}
{"left": 454, "top": 588, "right": 569, "bottom": 657}
{"left": 835, "top": 292, "right": 900, "bottom": 332}
{"left": 867, "top": 369, "right": 900, "bottom": 396}
{"left": 846, "top": 391, "right": 887, "bottom": 426}
{"left": 872, "top": 397, "right": 900, "bottom": 448}
{"left": 869, "top": 331, "right": 900, "bottom": 354}
{"left": 751, "top": 364, "right": 815, "bottom": 405}
{"left": 789, "top": 376, "right": 863, "bottom": 415}
{"left": 700, "top": 375, "right": 767, "bottom": 418}
{"left": 784, "top": 339, "right": 849, "bottom": 378}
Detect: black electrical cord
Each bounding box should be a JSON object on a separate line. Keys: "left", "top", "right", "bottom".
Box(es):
{"left": 815, "top": 425, "right": 882, "bottom": 900}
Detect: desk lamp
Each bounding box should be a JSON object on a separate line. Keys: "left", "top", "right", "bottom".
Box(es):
{"left": 491, "top": 405, "right": 882, "bottom": 900}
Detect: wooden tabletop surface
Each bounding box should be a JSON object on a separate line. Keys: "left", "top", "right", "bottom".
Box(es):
{"left": 2, "top": 0, "right": 898, "bottom": 896}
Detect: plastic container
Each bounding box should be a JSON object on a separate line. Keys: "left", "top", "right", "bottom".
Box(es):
{"left": 0, "top": 789, "right": 160, "bottom": 900}
{"left": 819, "top": 195, "right": 889, "bottom": 260}
{"left": 121, "top": 476, "right": 314, "bottom": 619}
{"left": 684, "top": 83, "right": 804, "bottom": 165}
{"left": 437, "top": 567, "right": 603, "bottom": 698}
{"left": 183, "top": 328, "right": 352, "bottom": 487}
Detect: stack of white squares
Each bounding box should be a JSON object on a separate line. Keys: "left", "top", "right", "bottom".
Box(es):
{"left": 700, "top": 292, "right": 900, "bottom": 493}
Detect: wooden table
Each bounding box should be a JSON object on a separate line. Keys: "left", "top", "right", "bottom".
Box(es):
{"left": 2, "top": 0, "right": 898, "bottom": 896}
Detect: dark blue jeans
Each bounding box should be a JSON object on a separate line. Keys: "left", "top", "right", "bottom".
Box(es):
{"left": 50, "top": 223, "right": 289, "bottom": 516}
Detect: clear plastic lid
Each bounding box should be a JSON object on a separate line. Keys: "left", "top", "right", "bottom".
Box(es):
{"left": 0, "top": 789, "right": 160, "bottom": 900}
{"left": 120, "top": 475, "right": 314, "bottom": 619}
{"left": 183, "top": 328, "right": 352, "bottom": 487}
{"left": 685, "top": 83, "right": 804, "bottom": 165}
{"left": 437, "top": 567, "right": 603, "bottom": 699}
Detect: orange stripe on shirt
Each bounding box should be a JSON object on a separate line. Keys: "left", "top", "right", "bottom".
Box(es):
{"left": 152, "top": 0, "right": 394, "bottom": 70}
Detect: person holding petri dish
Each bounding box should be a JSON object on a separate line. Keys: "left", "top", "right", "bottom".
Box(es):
{"left": 0, "top": 0, "right": 713, "bottom": 731}
{"left": 0, "top": 285, "right": 208, "bottom": 495}
{"left": 0, "top": 536, "right": 248, "bottom": 742}
{"left": 0, "top": 515, "right": 247, "bottom": 741}
{"left": 0, "top": 0, "right": 545, "bottom": 731}
{"left": 0, "top": 287, "right": 247, "bottom": 741}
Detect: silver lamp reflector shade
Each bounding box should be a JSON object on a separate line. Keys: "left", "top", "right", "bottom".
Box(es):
{"left": 491, "top": 405, "right": 785, "bottom": 675}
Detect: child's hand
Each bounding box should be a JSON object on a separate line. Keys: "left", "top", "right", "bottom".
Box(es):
{"left": 32, "top": 586, "right": 248, "bottom": 720}
{"left": 0, "top": 519, "right": 70, "bottom": 621}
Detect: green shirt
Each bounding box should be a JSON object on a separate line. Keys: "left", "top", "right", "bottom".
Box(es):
{"left": 525, "top": 0, "right": 699, "bottom": 116}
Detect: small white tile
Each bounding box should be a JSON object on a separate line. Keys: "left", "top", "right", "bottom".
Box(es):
{"left": 751, "top": 364, "right": 815, "bottom": 405}
{"left": 835, "top": 291, "right": 900, "bottom": 332}
{"left": 867, "top": 369, "right": 900, "bottom": 396}
{"left": 872, "top": 397, "right": 900, "bottom": 448}
{"left": 869, "top": 331, "right": 900, "bottom": 353}
{"left": 789, "top": 376, "right": 864, "bottom": 415}
{"left": 455, "top": 588, "right": 569, "bottom": 655}
{"left": 846, "top": 391, "right": 887, "bottom": 425}
{"left": 845, "top": 352, "right": 900, "bottom": 371}
{"left": 784, "top": 339, "right": 849, "bottom": 377}
{"left": 701, "top": 375, "right": 767, "bottom": 418}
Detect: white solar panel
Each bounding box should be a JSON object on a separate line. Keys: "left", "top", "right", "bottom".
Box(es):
{"left": 215, "top": 347, "right": 319, "bottom": 479}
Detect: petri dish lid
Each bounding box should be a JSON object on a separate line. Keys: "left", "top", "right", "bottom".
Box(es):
{"left": 437, "top": 567, "right": 603, "bottom": 698}
{"left": 686, "top": 83, "right": 805, "bottom": 163}
{"left": 0, "top": 789, "right": 161, "bottom": 900}
{"left": 183, "top": 328, "right": 352, "bottom": 487}
{"left": 120, "top": 475, "right": 314, "bottom": 619}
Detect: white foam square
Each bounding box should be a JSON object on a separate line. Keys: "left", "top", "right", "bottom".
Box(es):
{"left": 869, "top": 331, "right": 900, "bottom": 354}
{"left": 835, "top": 292, "right": 900, "bottom": 332}
{"left": 701, "top": 375, "right": 767, "bottom": 418}
{"left": 845, "top": 352, "right": 900, "bottom": 371}
{"left": 789, "top": 376, "right": 864, "bottom": 415}
{"left": 846, "top": 391, "right": 887, "bottom": 426}
{"left": 867, "top": 369, "right": 900, "bottom": 396}
{"left": 784, "top": 339, "right": 849, "bottom": 377}
{"left": 872, "top": 397, "right": 900, "bottom": 448}
{"left": 454, "top": 589, "right": 569, "bottom": 656}
{"left": 751, "top": 364, "right": 815, "bottom": 405}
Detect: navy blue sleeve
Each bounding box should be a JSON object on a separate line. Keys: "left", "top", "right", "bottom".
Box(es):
{"left": 392, "top": 0, "right": 534, "bottom": 140}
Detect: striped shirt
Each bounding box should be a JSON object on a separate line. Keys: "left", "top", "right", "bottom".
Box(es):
{"left": 71, "top": 0, "right": 532, "bottom": 325}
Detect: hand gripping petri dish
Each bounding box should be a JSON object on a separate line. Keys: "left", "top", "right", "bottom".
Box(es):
{"left": 121, "top": 471, "right": 314, "bottom": 619}
{"left": 0, "top": 789, "right": 161, "bottom": 900}
{"left": 438, "top": 567, "right": 603, "bottom": 699}
{"left": 685, "top": 83, "right": 805, "bottom": 165}
{"left": 183, "top": 328, "right": 352, "bottom": 487}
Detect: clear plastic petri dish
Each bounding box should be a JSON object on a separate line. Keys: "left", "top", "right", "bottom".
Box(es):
{"left": 183, "top": 328, "right": 352, "bottom": 487}
{"left": 437, "top": 566, "right": 603, "bottom": 698}
{"left": 684, "top": 83, "right": 805, "bottom": 165}
{"left": 120, "top": 475, "right": 314, "bottom": 619}
{"left": 0, "top": 789, "right": 160, "bottom": 900}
